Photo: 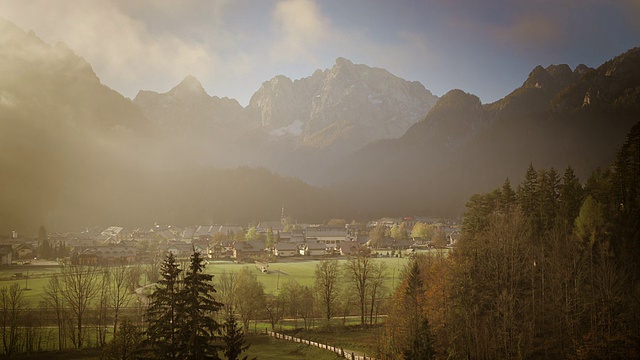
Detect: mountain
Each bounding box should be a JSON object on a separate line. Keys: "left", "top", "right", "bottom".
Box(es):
{"left": 0, "top": 19, "right": 154, "bottom": 233}
{"left": 331, "top": 49, "right": 640, "bottom": 217}
{"left": 133, "top": 58, "right": 438, "bottom": 183}
{"left": 0, "top": 20, "right": 337, "bottom": 235}
{"left": 225, "top": 57, "right": 439, "bottom": 181}
{"left": 248, "top": 57, "right": 438, "bottom": 150}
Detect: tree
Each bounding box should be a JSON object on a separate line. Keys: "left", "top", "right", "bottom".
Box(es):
{"left": 315, "top": 259, "right": 339, "bottom": 321}
{"left": 244, "top": 227, "right": 259, "bottom": 242}
{"left": 431, "top": 227, "right": 447, "bottom": 248}
{"left": 0, "top": 283, "right": 25, "bottom": 355}
{"left": 265, "top": 228, "right": 276, "bottom": 249}
{"left": 221, "top": 312, "right": 253, "bottom": 360}
{"left": 390, "top": 223, "right": 407, "bottom": 241}
{"left": 59, "top": 264, "right": 99, "bottom": 349}
{"left": 280, "top": 280, "right": 303, "bottom": 329}
{"left": 235, "top": 267, "right": 265, "bottom": 331}
{"left": 499, "top": 177, "right": 517, "bottom": 212}
{"left": 102, "top": 318, "right": 143, "bottom": 360}
{"left": 264, "top": 293, "right": 285, "bottom": 331}
{"left": 37, "top": 225, "right": 52, "bottom": 259}
{"left": 217, "top": 270, "right": 238, "bottom": 312}
{"left": 43, "top": 274, "right": 66, "bottom": 350}
{"left": 179, "top": 249, "right": 223, "bottom": 359}
{"left": 399, "top": 259, "right": 436, "bottom": 359}
{"left": 145, "top": 252, "right": 182, "bottom": 359}
{"left": 557, "top": 166, "right": 583, "bottom": 232}
{"left": 369, "top": 224, "right": 386, "bottom": 248}
{"left": 411, "top": 222, "right": 434, "bottom": 242}
{"left": 368, "top": 261, "right": 387, "bottom": 325}
{"left": 343, "top": 252, "right": 374, "bottom": 325}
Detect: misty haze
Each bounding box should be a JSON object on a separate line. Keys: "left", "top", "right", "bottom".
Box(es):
{"left": 0, "top": 1, "right": 639, "bottom": 359}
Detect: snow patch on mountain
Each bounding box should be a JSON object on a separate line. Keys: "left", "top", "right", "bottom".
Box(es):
{"left": 270, "top": 119, "right": 304, "bottom": 136}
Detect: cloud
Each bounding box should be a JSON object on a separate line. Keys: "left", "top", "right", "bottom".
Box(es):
{"left": 270, "top": 0, "right": 331, "bottom": 64}
{"left": 490, "top": 12, "right": 563, "bottom": 52}
{"left": 0, "top": 0, "right": 217, "bottom": 97}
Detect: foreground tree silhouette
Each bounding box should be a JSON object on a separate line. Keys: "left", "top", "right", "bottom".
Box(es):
{"left": 180, "top": 249, "right": 224, "bottom": 359}
{"left": 144, "top": 252, "right": 182, "bottom": 359}
{"left": 144, "top": 250, "right": 225, "bottom": 359}
{"left": 221, "top": 311, "right": 254, "bottom": 360}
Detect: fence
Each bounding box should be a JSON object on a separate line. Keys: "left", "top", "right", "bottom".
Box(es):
{"left": 266, "top": 330, "right": 376, "bottom": 360}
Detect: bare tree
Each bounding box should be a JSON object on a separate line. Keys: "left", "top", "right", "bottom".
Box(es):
{"left": 264, "top": 293, "right": 285, "bottom": 331}
{"left": 343, "top": 251, "right": 374, "bottom": 325}
{"left": 314, "top": 259, "right": 339, "bottom": 321}
{"left": 109, "top": 265, "right": 135, "bottom": 337}
{"left": 43, "top": 274, "right": 66, "bottom": 350}
{"left": 97, "top": 270, "right": 110, "bottom": 347}
{"left": 217, "top": 270, "right": 238, "bottom": 314}
{"left": 0, "top": 283, "right": 25, "bottom": 355}
{"left": 368, "top": 261, "right": 387, "bottom": 325}
{"left": 60, "top": 264, "right": 100, "bottom": 348}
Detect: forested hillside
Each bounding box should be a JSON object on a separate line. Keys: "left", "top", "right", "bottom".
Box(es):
{"left": 383, "top": 121, "right": 640, "bottom": 358}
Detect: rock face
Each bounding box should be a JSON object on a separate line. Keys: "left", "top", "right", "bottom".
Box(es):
{"left": 134, "top": 57, "right": 439, "bottom": 180}
{"left": 331, "top": 51, "right": 640, "bottom": 217}
{"left": 248, "top": 57, "right": 439, "bottom": 151}
{"left": 134, "top": 75, "right": 254, "bottom": 136}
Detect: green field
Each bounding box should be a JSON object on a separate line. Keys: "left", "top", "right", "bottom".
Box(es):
{"left": 0, "top": 255, "right": 417, "bottom": 305}
{"left": 206, "top": 256, "right": 411, "bottom": 294}
{"left": 244, "top": 334, "right": 343, "bottom": 359}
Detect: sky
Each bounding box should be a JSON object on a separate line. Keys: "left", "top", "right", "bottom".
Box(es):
{"left": 1, "top": 0, "right": 638, "bottom": 106}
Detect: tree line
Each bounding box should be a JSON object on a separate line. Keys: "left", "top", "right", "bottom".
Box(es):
{"left": 378, "top": 122, "right": 640, "bottom": 359}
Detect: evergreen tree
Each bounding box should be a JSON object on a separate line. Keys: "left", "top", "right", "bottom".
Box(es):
{"left": 499, "top": 177, "right": 516, "bottom": 212}
{"left": 402, "top": 259, "right": 435, "bottom": 360}
{"left": 180, "top": 249, "right": 223, "bottom": 360}
{"left": 265, "top": 228, "right": 275, "bottom": 248}
{"left": 145, "top": 252, "right": 183, "bottom": 359}
{"left": 539, "top": 167, "right": 560, "bottom": 233}
{"left": 221, "top": 312, "right": 253, "bottom": 360}
{"left": 517, "top": 163, "right": 540, "bottom": 230}
{"left": 557, "top": 166, "right": 583, "bottom": 232}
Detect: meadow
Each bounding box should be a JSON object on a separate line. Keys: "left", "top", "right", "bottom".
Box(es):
{"left": 0, "top": 253, "right": 426, "bottom": 306}
{"left": 206, "top": 255, "right": 411, "bottom": 294}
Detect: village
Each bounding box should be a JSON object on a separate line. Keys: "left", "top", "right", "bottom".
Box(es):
{"left": 0, "top": 213, "right": 461, "bottom": 267}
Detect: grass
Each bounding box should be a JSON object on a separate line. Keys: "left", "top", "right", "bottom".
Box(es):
{"left": 284, "top": 324, "right": 383, "bottom": 357}
{"left": 244, "top": 334, "right": 343, "bottom": 359}
{"left": 0, "top": 253, "right": 418, "bottom": 306}
{"left": 206, "top": 256, "right": 410, "bottom": 294}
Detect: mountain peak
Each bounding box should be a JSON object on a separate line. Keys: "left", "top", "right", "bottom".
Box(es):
{"left": 170, "top": 75, "right": 208, "bottom": 97}
{"left": 334, "top": 57, "right": 354, "bottom": 67}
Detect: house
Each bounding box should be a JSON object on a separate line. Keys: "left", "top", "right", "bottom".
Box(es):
{"left": 0, "top": 245, "right": 12, "bottom": 265}
{"left": 300, "top": 241, "right": 326, "bottom": 256}
{"left": 160, "top": 241, "right": 194, "bottom": 259}
{"left": 278, "top": 229, "right": 305, "bottom": 243}
{"left": 70, "top": 248, "right": 99, "bottom": 266}
{"left": 274, "top": 242, "right": 298, "bottom": 257}
{"left": 369, "top": 237, "right": 414, "bottom": 250}
{"left": 13, "top": 243, "right": 35, "bottom": 259}
{"left": 193, "top": 225, "right": 216, "bottom": 242}
{"left": 233, "top": 240, "right": 266, "bottom": 259}
{"left": 304, "top": 226, "right": 347, "bottom": 249}
{"left": 101, "top": 226, "right": 124, "bottom": 241}
{"left": 257, "top": 221, "right": 285, "bottom": 232}
{"left": 70, "top": 244, "right": 138, "bottom": 265}
{"left": 191, "top": 239, "right": 211, "bottom": 257}
{"left": 339, "top": 241, "right": 367, "bottom": 256}
{"left": 94, "top": 245, "right": 137, "bottom": 264}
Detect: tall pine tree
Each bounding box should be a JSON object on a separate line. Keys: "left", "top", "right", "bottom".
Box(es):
{"left": 145, "top": 252, "right": 182, "bottom": 360}
{"left": 180, "top": 249, "right": 223, "bottom": 360}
